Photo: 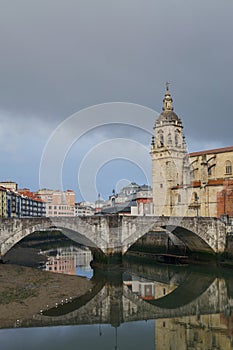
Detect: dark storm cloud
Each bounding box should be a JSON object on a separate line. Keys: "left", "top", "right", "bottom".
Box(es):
{"left": 0, "top": 0, "right": 232, "bottom": 192}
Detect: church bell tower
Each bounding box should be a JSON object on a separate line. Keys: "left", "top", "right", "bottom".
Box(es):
{"left": 151, "top": 83, "right": 189, "bottom": 216}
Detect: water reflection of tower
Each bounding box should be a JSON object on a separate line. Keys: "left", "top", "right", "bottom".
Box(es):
{"left": 109, "top": 283, "right": 123, "bottom": 328}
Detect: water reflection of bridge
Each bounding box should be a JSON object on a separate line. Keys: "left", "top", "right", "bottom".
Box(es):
{"left": 26, "top": 269, "right": 233, "bottom": 329}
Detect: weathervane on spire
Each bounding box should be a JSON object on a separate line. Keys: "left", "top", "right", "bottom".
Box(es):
{"left": 166, "top": 81, "right": 170, "bottom": 92}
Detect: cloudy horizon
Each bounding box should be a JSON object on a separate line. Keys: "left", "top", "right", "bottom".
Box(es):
{"left": 0, "top": 0, "right": 232, "bottom": 201}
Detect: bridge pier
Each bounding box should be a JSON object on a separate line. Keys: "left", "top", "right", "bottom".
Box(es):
{"left": 91, "top": 248, "right": 123, "bottom": 267}
{"left": 92, "top": 268, "right": 124, "bottom": 327}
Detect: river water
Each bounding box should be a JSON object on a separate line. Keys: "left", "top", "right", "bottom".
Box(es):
{"left": 1, "top": 238, "right": 233, "bottom": 350}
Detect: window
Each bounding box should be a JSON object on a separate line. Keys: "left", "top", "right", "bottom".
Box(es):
{"left": 177, "top": 194, "right": 181, "bottom": 203}
{"left": 193, "top": 192, "right": 198, "bottom": 202}
{"left": 175, "top": 129, "right": 180, "bottom": 147}
{"left": 158, "top": 130, "right": 164, "bottom": 147}
{"left": 167, "top": 133, "right": 172, "bottom": 146}
{"left": 225, "top": 160, "right": 232, "bottom": 175}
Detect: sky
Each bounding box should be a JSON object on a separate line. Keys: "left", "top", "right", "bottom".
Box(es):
{"left": 0, "top": 0, "right": 232, "bottom": 201}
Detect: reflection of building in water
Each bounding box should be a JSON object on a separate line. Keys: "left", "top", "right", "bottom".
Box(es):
{"left": 75, "top": 248, "right": 92, "bottom": 266}
{"left": 124, "top": 278, "right": 178, "bottom": 300}
{"left": 44, "top": 246, "right": 92, "bottom": 276}
{"left": 154, "top": 281, "right": 178, "bottom": 299}
{"left": 45, "top": 251, "right": 75, "bottom": 275}
{"left": 155, "top": 314, "right": 233, "bottom": 350}
{"left": 124, "top": 280, "right": 156, "bottom": 300}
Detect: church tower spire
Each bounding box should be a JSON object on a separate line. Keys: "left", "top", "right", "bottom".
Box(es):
{"left": 151, "top": 84, "right": 190, "bottom": 216}
{"left": 163, "top": 82, "right": 173, "bottom": 111}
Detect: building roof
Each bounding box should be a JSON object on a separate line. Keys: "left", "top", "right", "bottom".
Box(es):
{"left": 156, "top": 83, "right": 181, "bottom": 124}
{"left": 157, "top": 110, "right": 181, "bottom": 123}
{"left": 18, "top": 189, "right": 45, "bottom": 202}
{"left": 189, "top": 146, "right": 233, "bottom": 157}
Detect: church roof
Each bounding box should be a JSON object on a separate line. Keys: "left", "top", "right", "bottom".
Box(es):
{"left": 189, "top": 146, "right": 233, "bottom": 157}
{"left": 157, "top": 110, "right": 181, "bottom": 123}
{"left": 156, "top": 82, "right": 181, "bottom": 124}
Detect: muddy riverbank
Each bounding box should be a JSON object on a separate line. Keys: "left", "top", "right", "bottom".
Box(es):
{"left": 0, "top": 264, "right": 93, "bottom": 329}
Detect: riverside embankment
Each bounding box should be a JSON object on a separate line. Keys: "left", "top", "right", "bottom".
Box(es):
{"left": 0, "top": 264, "right": 93, "bottom": 329}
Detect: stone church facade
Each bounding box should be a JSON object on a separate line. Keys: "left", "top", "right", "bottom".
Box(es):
{"left": 151, "top": 84, "right": 233, "bottom": 218}
{"left": 189, "top": 147, "right": 233, "bottom": 217}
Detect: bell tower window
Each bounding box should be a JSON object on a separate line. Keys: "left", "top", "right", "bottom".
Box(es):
{"left": 175, "top": 129, "right": 180, "bottom": 147}
{"left": 158, "top": 130, "right": 164, "bottom": 147}
{"left": 168, "top": 133, "right": 172, "bottom": 146}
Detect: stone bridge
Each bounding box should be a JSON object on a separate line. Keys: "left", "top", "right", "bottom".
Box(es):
{"left": 0, "top": 215, "right": 227, "bottom": 258}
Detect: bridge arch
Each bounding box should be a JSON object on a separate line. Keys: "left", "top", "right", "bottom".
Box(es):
{"left": 0, "top": 217, "right": 108, "bottom": 257}
{"left": 143, "top": 272, "right": 215, "bottom": 309}
{"left": 121, "top": 216, "right": 226, "bottom": 255}
{"left": 123, "top": 225, "right": 216, "bottom": 255}
{"left": 122, "top": 224, "right": 214, "bottom": 255}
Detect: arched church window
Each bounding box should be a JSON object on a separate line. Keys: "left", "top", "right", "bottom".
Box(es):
{"left": 175, "top": 130, "right": 180, "bottom": 147}
{"left": 158, "top": 130, "right": 164, "bottom": 147}
{"left": 225, "top": 160, "right": 232, "bottom": 175}
{"left": 167, "top": 133, "right": 172, "bottom": 146}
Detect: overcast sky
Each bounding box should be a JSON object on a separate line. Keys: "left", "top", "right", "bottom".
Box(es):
{"left": 0, "top": 0, "right": 232, "bottom": 201}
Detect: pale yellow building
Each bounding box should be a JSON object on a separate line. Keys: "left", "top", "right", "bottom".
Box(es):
{"left": 188, "top": 147, "right": 233, "bottom": 217}
{"left": 151, "top": 85, "right": 233, "bottom": 218}
{"left": 151, "top": 83, "right": 191, "bottom": 217}
{"left": 0, "top": 181, "right": 18, "bottom": 191}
